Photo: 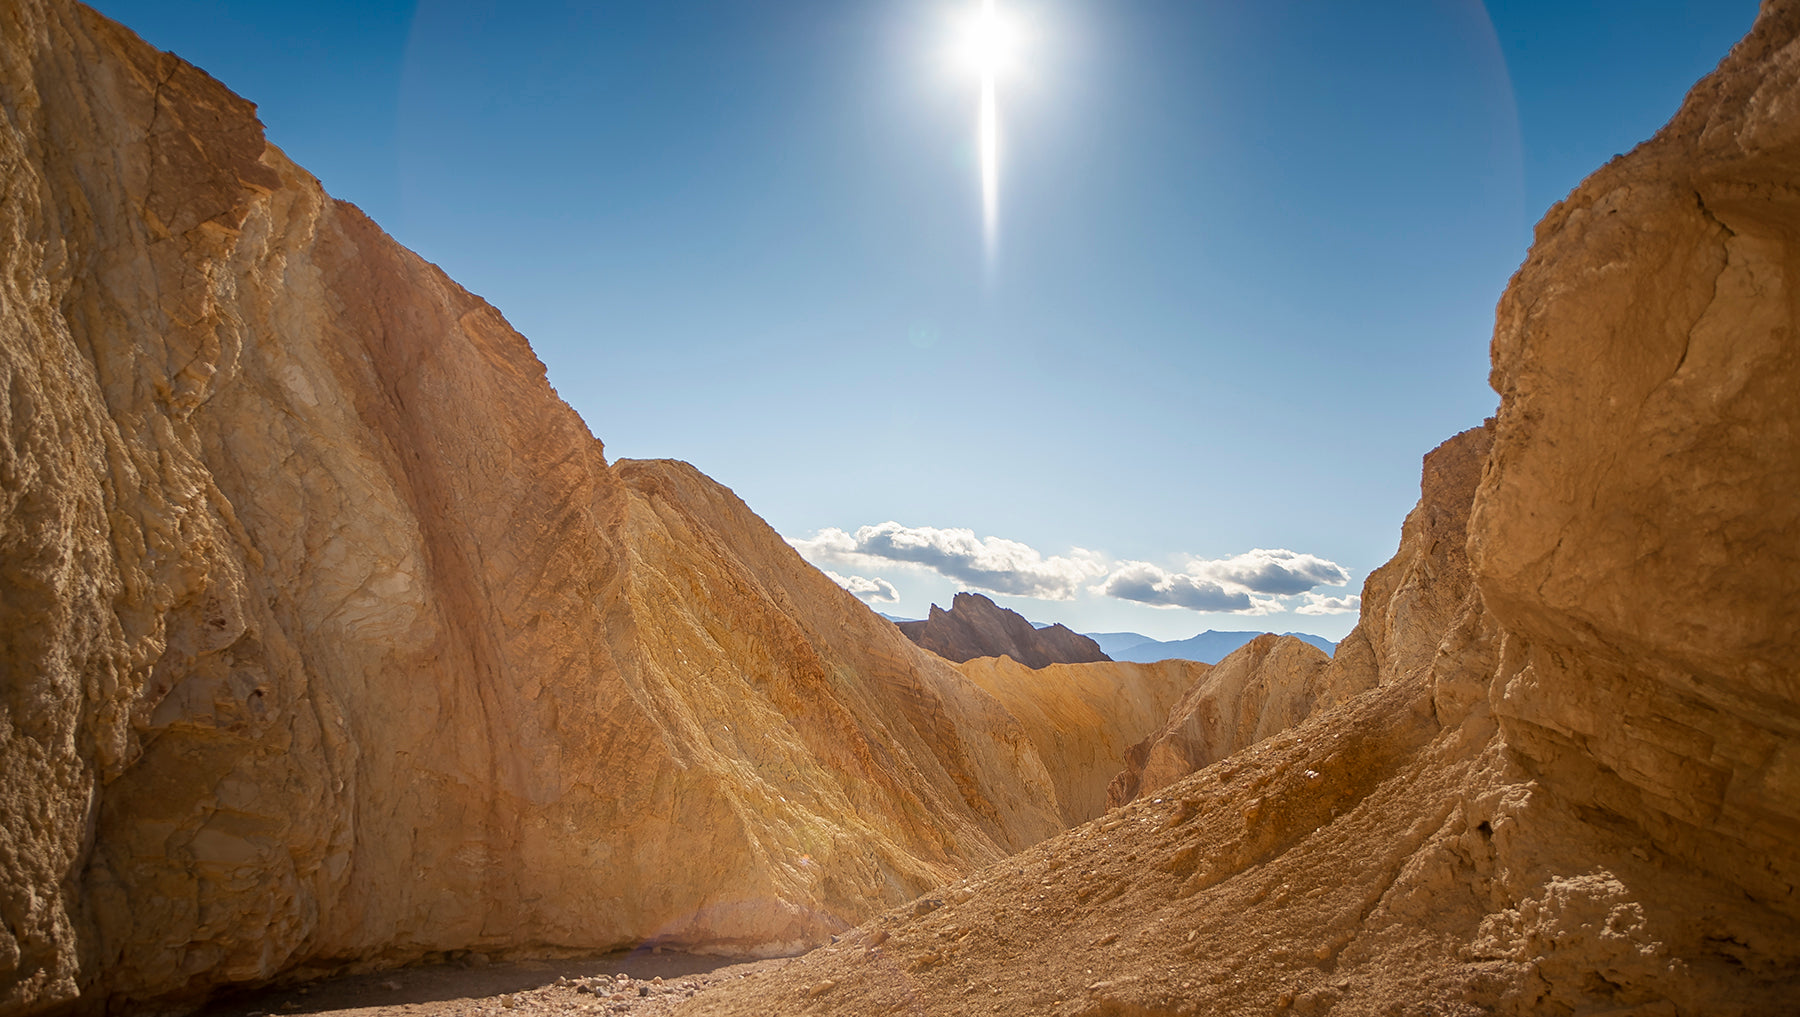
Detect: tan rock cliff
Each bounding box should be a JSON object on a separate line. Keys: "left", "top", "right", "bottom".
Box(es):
{"left": 677, "top": 5, "right": 1800, "bottom": 1013}
{"left": 953, "top": 657, "right": 1203, "bottom": 825}
{"left": 1105, "top": 634, "right": 1331, "bottom": 807}
{"left": 0, "top": 3, "right": 1065, "bottom": 1012}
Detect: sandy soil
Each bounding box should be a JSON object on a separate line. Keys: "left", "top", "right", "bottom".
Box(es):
{"left": 190, "top": 952, "right": 796, "bottom": 1017}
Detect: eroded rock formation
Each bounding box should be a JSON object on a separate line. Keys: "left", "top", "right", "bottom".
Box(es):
{"left": 1105, "top": 634, "right": 1330, "bottom": 807}
{"left": 896, "top": 592, "right": 1111, "bottom": 668}
{"left": 676, "top": 6, "right": 1800, "bottom": 1013}
{"left": 954, "top": 657, "right": 1203, "bottom": 825}
{"left": 0, "top": 4, "right": 1067, "bottom": 1012}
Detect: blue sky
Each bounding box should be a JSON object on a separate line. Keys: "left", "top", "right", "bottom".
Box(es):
{"left": 91, "top": 0, "right": 1757, "bottom": 640}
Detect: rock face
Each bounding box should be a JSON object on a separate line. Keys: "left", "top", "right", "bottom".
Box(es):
{"left": 678, "top": 6, "right": 1800, "bottom": 1014}
{"left": 953, "top": 657, "right": 1204, "bottom": 825}
{"left": 1105, "top": 634, "right": 1331, "bottom": 807}
{"left": 0, "top": 3, "right": 1066, "bottom": 1012}
{"left": 896, "top": 592, "right": 1110, "bottom": 668}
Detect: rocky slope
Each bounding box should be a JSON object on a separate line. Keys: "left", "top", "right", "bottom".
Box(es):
{"left": 672, "top": 5, "right": 1800, "bottom": 1013}
{"left": 896, "top": 592, "right": 1110, "bottom": 668}
{"left": 953, "top": 657, "right": 1205, "bottom": 825}
{"left": 1105, "top": 634, "right": 1331, "bottom": 807}
{"left": 0, "top": 3, "right": 1070, "bottom": 1012}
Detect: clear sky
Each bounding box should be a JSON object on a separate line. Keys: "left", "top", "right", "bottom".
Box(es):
{"left": 90, "top": 0, "right": 1757, "bottom": 641}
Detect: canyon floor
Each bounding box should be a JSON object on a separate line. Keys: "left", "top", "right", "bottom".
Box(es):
{"left": 191, "top": 954, "right": 796, "bottom": 1017}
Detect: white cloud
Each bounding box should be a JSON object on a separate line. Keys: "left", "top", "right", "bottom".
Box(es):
{"left": 789, "top": 522, "right": 1105, "bottom": 600}
{"left": 1294, "top": 592, "right": 1361, "bottom": 615}
{"left": 793, "top": 522, "right": 1355, "bottom": 616}
{"left": 1183, "top": 548, "right": 1351, "bottom": 596}
{"left": 824, "top": 571, "right": 900, "bottom": 604}
{"left": 1091, "top": 561, "right": 1254, "bottom": 612}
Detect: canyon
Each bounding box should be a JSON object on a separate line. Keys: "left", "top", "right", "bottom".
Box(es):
{"left": 0, "top": 1, "right": 1796, "bottom": 1015}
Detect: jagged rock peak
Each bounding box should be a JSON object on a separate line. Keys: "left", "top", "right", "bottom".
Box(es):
{"left": 896, "top": 592, "right": 1112, "bottom": 669}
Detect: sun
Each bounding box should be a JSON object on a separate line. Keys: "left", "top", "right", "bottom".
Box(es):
{"left": 956, "top": 0, "right": 1018, "bottom": 80}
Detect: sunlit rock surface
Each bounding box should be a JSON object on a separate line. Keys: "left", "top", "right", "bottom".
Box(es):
{"left": 954, "top": 656, "right": 1202, "bottom": 825}
{"left": 679, "top": 6, "right": 1800, "bottom": 1013}
{"left": 0, "top": 3, "right": 1066, "bottom": 1011}
{"left": 896, "top": 592, "right": 1112, "bottom": 668}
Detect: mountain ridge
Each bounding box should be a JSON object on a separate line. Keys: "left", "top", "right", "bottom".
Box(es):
{"left": 1088, "top": 628, "right": 1337, "bottom": 664}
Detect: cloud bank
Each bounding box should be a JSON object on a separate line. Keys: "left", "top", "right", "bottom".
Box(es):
{"left": 1181, "top": 548, "right": 1352, "bottom": 595}
{"left": 1294, "top": 592, "right": 1361, "bottom": 615}
{"left": 791, "top": 522, "right": 1354, "bottom": 617}
{"left": 1091, "top": 561, "right": 1253, "bottom": 612}
{"left": 791, "top": 522, "right": 1105, "bottom": 600}
{"left": 823, "top": 571, "right": 900, "bottom": 604}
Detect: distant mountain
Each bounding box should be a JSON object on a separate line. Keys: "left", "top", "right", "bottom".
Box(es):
{"left": 1086, "top": 629, "right": 1337, "bottom": 665}
{"left": 897, "top": 592, "right": 1112, "bottom": 669}
{"left": 877, "top": 612, "right": 920, "bottom": 624}
{"left": 1085, "top": 631, "right": 1161, "bottom": 657}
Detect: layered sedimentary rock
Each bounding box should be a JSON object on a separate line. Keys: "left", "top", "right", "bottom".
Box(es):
{"left": 954, "top": 657, "right": 1204, "bottom": 825}
{"left": 896, "top": 592, "right": 1110, "bottom": 668}
{"left": 681, "top": 6, "right": 1800, "bottom": 1014}
{"left": 0, "top": 4, "right": 1066, "bottom": 1012}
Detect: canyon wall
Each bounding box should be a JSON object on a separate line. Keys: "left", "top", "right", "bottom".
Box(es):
{"left": 682, "top": 5, "right": 1800, "bottom": 1014}
{"left": 0, "top": 3, "right": 1067, "bottom": 1012}
{"left": 954, "top": 656, "right": 1203, "bottom": 825}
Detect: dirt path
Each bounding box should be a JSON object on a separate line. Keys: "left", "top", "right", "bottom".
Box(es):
{"left": 191, "top": 952, "right": 796, "bottom": 1017}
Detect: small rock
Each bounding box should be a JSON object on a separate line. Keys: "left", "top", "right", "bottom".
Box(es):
{"left": 637, "top": 986, "right": 649, "bottom": 997}
{"left": 466, "top": 952, "right": 491, "bottom": 968}
{"left": 500, "top": 994, "right": 517, "bottom": 1009}
{"left": 912, "top": 897, "right": 943, "bottom": 917}
{"left": 804, "top": 979, "right": 838, "bottom": 998}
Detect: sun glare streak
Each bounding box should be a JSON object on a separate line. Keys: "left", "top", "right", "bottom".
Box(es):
{"left": 960, "top": 0, "right": 1011, "bottom": 270}
{"left": 980, "top": 75, "right": 998, "bottom": 260}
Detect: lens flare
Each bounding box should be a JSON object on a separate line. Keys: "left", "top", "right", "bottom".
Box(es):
{"left": 980, "top": 75, "right": 998, "bottom": 258}
{"left": 958, "top": 0, "right": 1012, "bottom": 268}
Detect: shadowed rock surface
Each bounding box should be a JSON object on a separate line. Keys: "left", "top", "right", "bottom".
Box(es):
{"left": 896, "top": 592, "right": 1111, "bottom": 669}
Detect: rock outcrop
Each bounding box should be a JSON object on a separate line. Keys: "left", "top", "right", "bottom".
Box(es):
{"left": 896, "top": 592, "right": 1110, "bottom": 668}
{"left": 1105, "top": 634, "right": 1331, "bottom": 807}
{"left": 953, "top": 657, "right": 1204, "bottom": 825}
{"left": 0, "top": 4, "right": 1066, "bottom": 1012}
{"left": 677, "top": 6, "right": 1800, "bottom": 1014}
